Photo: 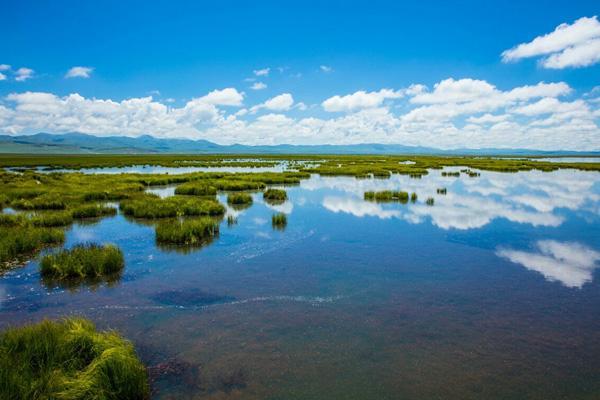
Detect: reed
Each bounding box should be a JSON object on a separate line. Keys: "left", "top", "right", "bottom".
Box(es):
{"left": 364, "top": 190, "right": 409, "bottom": 203}
{"left": 426, "top": 197, "right": 435, "bottom": 206}
{"left": 40, "top": 243, "right": 125, "bottom": 281}
{"left": 155, "top": 218, "right": 220, "bottom": 245}
{"left": 0, "top": 317, "right": 149, "bottom": 399}
{"left": 272, "top": 213, "right": 287, "bottom": 229}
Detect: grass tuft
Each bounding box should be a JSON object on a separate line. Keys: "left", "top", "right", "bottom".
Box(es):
{"left": 72, "top": 204, "right": 117, "bottom": 219}
{"left": 155, "top": 218, "right": 219, "bottom": 246}
{"left": 40, "top": 243, "right": 125, "bottom": 282}
{"left": 0, "top": 317, "right": 149, "bottom": 400}
{"left": 364, "top": 190, "right": 409, "bottom": 203}
{"left": 272, "top": 213, "right": 287, "bottom": 230}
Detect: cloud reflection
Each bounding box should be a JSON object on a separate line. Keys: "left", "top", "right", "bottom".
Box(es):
{"left": 497, "top": 240, "right": 600, "bottom": 288}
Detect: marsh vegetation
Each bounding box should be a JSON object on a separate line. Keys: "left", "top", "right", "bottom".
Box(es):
{"left": 364, "top": 190, "right": 410, "bottom": 203}
{"left": 155, "top": 217, "right": 220, "bottom": 246}
{"left": 272, "top": 213, "right": 287, "bottom": 230}
{"left": 0, "top": 317, "right": 149, "bottom": 399}
{"left": 263, "top": 188, "right": 288, "bottom": 204}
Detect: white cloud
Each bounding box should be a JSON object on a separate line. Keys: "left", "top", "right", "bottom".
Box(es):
{"left": 250, "top": 93, "right": 294, "bottom": 113}
{"left": 0, "top": 73, "right": 6, "bottom": 81}
{"left": 15, "top": 67, "right": 34, "bottom": 82}
{"left": 497, "top": 240, "right": 600, "bottom": 288}
{"left": 501, "top": 16, "right": 600, "bottom": 69}
{"left": 198, "top": 88, "right": 244, "bottom": 106}
{"left": 250, "top": 82, "right": 267, "bottom": 90}
{"left": 0, "top": 64, "right": 10, "bottom": 71}
{"left": 253, "top": 67, "right": 270, "bottom": 76}
{"left": 322, "top": 89, "right": 403, "bottom": 112}
{"left": 65, "top": 66, "right": 94, "bottom": 78}
{"left": 320, "top": 65, "right": 333, "bottom": 73}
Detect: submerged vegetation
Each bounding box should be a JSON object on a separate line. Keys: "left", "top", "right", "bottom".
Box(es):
{"left": 40, "top": 243, "right": 124, "bottom": 283}
{"left": 272, "top": 213, "right": 287, "bottom": 229}
{"left": 72, "top": 204, "right": 117, "bottom": 219}
{"left": 155, "top": 217, "right": 220, "bottom": 246}
{"left": 436, "top": 188, "right": 447, "bottom": 195}
{"left": 0, "top": 317, "right": 149, "bottom": 400}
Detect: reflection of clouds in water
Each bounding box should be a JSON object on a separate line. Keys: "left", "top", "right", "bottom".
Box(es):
{"left": 497, "top": 241, "right": 600, "bottom": 288}
{"left": 253, "top": 217, "right": 268, "bottom": 226}
{"left": 72, "top": 229, "right": 96, "bottom": 242}
{"left": 306, "top": 169, "right": 599, "bottom": 230}
{"left": 323, "top": 196, "right": 400, "bottom": 219}
{"left": 265, "top": 201, "right": 293, "bottom": 214}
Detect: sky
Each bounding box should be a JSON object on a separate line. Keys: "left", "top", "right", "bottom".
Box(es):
{"left": 1, "top": 0, "right": 599, "bottom": 150}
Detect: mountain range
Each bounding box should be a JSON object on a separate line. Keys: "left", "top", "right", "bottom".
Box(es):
{"left": 0, "top": 132, "right": 598, "bottom": 156}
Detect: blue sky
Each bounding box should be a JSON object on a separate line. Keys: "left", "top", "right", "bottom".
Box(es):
{"left": 1, "top": 1, "right": 599, "bottom": 149}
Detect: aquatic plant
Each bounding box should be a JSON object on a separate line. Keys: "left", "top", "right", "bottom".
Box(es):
{"left": 155, "top": 217, "right": 219, "bottom": 245}
{"left": 72, "top": 204, "right": 118, "bottom": 219}
{"left": 411, "top": 192, "right": 418, "bottom": 202}
{"left": 174, "top": 182, "right": 217, "bottom": 196}
{"left": 12, "top": 194, "right": 66, "bottom": 210}
{"left": 364, "top": 190, "right": 409, "bottom": 203}
{"left": 40, "top": 243, "right": 125, "bottom": 281}
{"left": 31, "top": 211, "right": 74, "bottom": 227}
{"left": 436, "top": 188, "right": 447, "bottom": 195}
{"left": 263, "top": 189, "right": 288, "bottom": 203}
{"left": 227, "top": 215, "right": 238, "bottom": 226}
{"left": 426, "top": 197, "right": 435, "bottom": 206}
{"left": 441, "top": 171, "right": 460, "bottom": 177}
{"left": 227, "top": 193, "right": 253, "bottom": 205}
{"left": 0, "top": 317, "right": 149, "bottom": 399}
{"left": 0, "top": 226, "right": 64, "bottom": 267}
{"left": 272, "top": 213, "right": 287, "bottom": 229}
{"left": 120, "top": 195, "right": 224, "bottom": 219}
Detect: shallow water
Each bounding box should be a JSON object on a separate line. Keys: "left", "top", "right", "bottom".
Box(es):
{"left": 1, "top": 168, "right": 600, "bottom": 399}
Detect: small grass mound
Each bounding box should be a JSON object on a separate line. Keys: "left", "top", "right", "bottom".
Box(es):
{"left": 227, "top": 193, "right": 253, "bottom": 206}
{"left": 272, "top": 213, "right": 287, "bottom": 230}
{"left": 0, "top": 317, "right": 149, "bottom": 400}
{"left": 364, "top": 190, "right": 409, "bottom": 203}
{"left": 31, "top": 211, "right": 74, "bottom": 227}
{"left": 40, "top": 243, "right": 125, "bottom": 282}
{"left": 436, "top": 188, "right": 447, "bottom": 195}
{"left": 263, "top": 189, "right": 287, "bottom": 204}
{"left": 155, "top": 218, "right": 219, "bottom": 246}
{"left": 174, "top": 183, "right": 217, "bottom": 196}
{"left": 72, "top": 204, "right": 117, "bottom": 219}
{"left": 0, "top": 226, "right": 65, "bottom": 267}
{"left": 410, "top": 192, "right": 418, "bottom": 202}
{"left": 426, "top": 197, "right": 435, "bottom": 206}
{"left": 120, "top": 195, "right": 225, "bottom": 219}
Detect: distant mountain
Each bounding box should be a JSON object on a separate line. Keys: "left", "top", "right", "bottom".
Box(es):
{"left": 0, "top": 132, "right": 598, "bottom": 156}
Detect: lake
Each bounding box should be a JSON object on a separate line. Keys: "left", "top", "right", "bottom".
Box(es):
{"left": 1, "top": 167, "right": 600, "bottom": 399}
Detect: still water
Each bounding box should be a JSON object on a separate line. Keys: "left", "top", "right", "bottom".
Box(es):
{"left": 1, "top": 167, "right": 600, "bottom": 399}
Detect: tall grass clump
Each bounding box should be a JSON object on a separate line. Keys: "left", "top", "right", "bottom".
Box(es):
{"left": 364, "top": 190, "right": 409, "bottom": 203}
{"left": 31, "top": 211, "right": 74, "bottom": 227}
{"left": 426, "top": 197, "right": 435, "bottom": 206}
{"left": 436, "top": 188, "right": 447, "bottom": 195}
{"left": 155, "top": 218, "right": 219, "bottom": 246}
{"left": 174, "top": 182, "right": 217, "bottom": 196}
{"left": 263, "top": 188, "right": 287, "bottom": 204}
{"left": 410, "top": 192, "right": 418, "bottom": 202}
{"left": 441, "top": 171, "right": 460, "bottom": 177}
{"left": 0, "top": 317, "right": 149, "bottom": 399}
{"left": 120, "top": 195, "right": 224, "bottom": 219}
{"left": 72, "top": 204, "right": 117, "bottom": 219}
{"left": 227, "top": 193, "right": 253, "bottom": 205}
{"left": 40, "top": 243, "right": 124, "bottom": 281}
{"left": 0, "top": 226, "right": 64, "bottom": 266}
{"left": 272, "top": 213, "right": 287, "bottom": 230}
{"left": 12, "top": 194, "right": 66, "bottom": 211}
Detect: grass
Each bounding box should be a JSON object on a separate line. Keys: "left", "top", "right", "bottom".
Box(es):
{"left": 436, "top": 188, "right": 447, "bottom": 195}
{"left": 174, "top": 182, "right": 217, "bottom": 196}
{"left": 227, "top": 193, "right": 253, "bottom": 205}
{"left": 0, "top": 317, "right": 149, "bottom": 399}
{"left": 272, "top": 213, "right": 287, "bottom": 230}
{"left": 364, "top": 190, "right": 410, "bottom": 203}
{"left": 120, "top": 195, "right": 225, "bottom": 219}
{"left": 72, "top": 204, "right": 117, "bottom": 219}
{"left": 410, "top": 192, "right": 418, "bottom": 202}
{"left": 426, "top": 197, "right": 435, "bottom": 206}
{"left": 40, "top": 243, "right": 125, "bottom": 283}
{"left": 227, "top": 215, "right": 238, "bottom": 226}
{"left": 0, "top": 226, "right": 64, "bottom": 267}
{"left": 155, "top": 218, "right": 219, "bottom": 246}
{"left": 263, "top": 188, "right": 287, "bottom": 204}
{"left": 31, "top": 211, "right": 74, "bottom": 227}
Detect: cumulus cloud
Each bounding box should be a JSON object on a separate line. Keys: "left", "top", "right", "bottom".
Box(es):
{"left": 322, "top": 89, "right": 403, "bottom": 112}
{"left": 320, "top": 65, "right": 333, "bottom": 73}
{"left": 15, "top": 67, "right": 34, "bottom": 82}
{"left": 501, "top": 16, "right": 600, "bottom": 68}
{"left": 65, "top": 66, "right": 94, "bottom": 78}
{"left": 250, "top": 82, "right": 267, "bottom": 90}
{"left": 497, "top": 240, "right": 600, "bottom": 288}
{"left": 250, "top": 93, "right": 294, "bottom": 113}
{"left": 197, "top": 88, "right": 244, "bottom": 106}
{"left": 0, "top": 73, "right": 6, "bottom": 81}
{"left": 0, "top": 64, "right": 10, "bottom": 71}
{"left": 253, "top": 67, "right": 270, "bottom": 76}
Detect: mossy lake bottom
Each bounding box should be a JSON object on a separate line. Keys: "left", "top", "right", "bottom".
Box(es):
{"left": 1, "top": 167, "right": 600, "bottom": 399}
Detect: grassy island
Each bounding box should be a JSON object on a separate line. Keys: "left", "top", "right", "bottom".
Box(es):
{"left": 272, "top": 213, "right": 287, "bottom": 229}
{"left": 40, "top": 243, "right": 125, "bottom": 282}
{"left": 263, "top": 188, "right": 288, "bottom": 203}
{"left": 364, "top": 190, "right": 410, "bottom": 203}
{"left": 155, "top": 217, "right": 220, "bottom": 246}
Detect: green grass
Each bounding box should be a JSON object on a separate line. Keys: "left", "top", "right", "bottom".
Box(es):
{"left": 40, "top": 243, "right": 125, "bottom": 281}
{"left": 155, "top": 218, "right": 219, "bottom": 246}
{"left": 227, "top": 193, "right": 253, "bottom": 205}
{"left": 263, "top": 188, "right": 287, "bottom": 203}
{"left": 31, "top": 211, "right": 74, "bottom": 227}
{"left": 441, "top": 171, "right": 460, "bottom": 177}
{"left": 0, "top": 226, "right": 64, "bottom": 267}
{"left": 174, "top": 182, "right": 217, "bottom": 196}
{"left": 272, "top": 213, "right": 287, "bottom": 230}
{"left": 72, "top": 204, "right": 117, "bottom": 219}
{"left": 364, "top": 190, "right": 410, "bottom": 203}
{"left": 0, "top": 317, "right": 149, "bottom": 400}
{"left": 120, "top": 195, "right": 225, "bottom": 219}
